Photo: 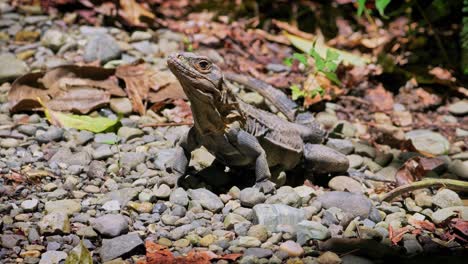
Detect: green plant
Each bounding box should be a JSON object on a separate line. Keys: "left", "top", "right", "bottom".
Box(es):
{"left": 284, "top": 44, "right": 341, "bottom": 101}
{"left": 357, "top": 0, "right": 391, "bottom": 17}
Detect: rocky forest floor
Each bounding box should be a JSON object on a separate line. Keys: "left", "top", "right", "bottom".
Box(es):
{"left": 0, "top": 1, "right": 467, "bottom": 264}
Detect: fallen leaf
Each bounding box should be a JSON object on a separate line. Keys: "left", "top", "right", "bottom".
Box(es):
{"left": 116, "top": 60, "right": 157, "bottom": 115}
{"left": 395, "top": 157, "right": 445, "bottom": 187}
{"left": 389, "top": 226, "right": 412, "bottom": 245}
{"left": 408, "top": 217, "right": 435, "bottom": 232}
{"left": 46, "top": 87, "right": 110, "bottom": 114}
{"left": 41, "top": 99, "right": 120, "bottom": 133}
{"left": 216, "top": 253, "right": 243, "bottom": 261}
{"left": 365, "top": 84, "right": 394, "bottom": 112}
{"left": 429, "top": 67, "right": 456, "bottom": 84}
{"left": 161, "top": 99, "right": 193, "bottom": 123}
{"left": 65, "top": 240, "right": 93, "bottom": 264}
{"left": 119, "top": 0, "right": 155, "bottom": 27}
{"left": 451, "top": 218, "right": 468, "bottom": 236}
{"left": 148, "top": 70, "right": 186, "bottom": 104}
{"left": 8, "top": 65, "right": 124, "bottom": 113}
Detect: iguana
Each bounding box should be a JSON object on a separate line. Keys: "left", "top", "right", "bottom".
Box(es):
{"left": 166, "top": 52, "right": 349, "bottom": 192}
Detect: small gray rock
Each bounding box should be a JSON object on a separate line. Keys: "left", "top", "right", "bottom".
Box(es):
{"left": 84, "top": 33, "right": 121, "bottom": 63}
{"left": 432, "top": 206, "right": 468, "bottom": 224}
{"left": 432, "top": 189, "right": 462, "bottom": 208}
{"left": 169, "top": 188, "right": 189, "bottom": 207}
{"left": 38, "top": 212, "right": 70, "bottom": 235}
{"left": 21, "top": 198, "right": 39, "bottom": 211}
{"left": 1, "top": 234, "right": 24, "bottom": 249}
{"left": 296, "top": 220, "right": 330, "bottom": 245}
{"left": 326, "top": 138, "right": 354, "bottom": 155}
{"left": 187, "top": 188, "right": 224, "bottom": 212}
{"left": 252, "top": 204, "right": 306, "bottom": 232}
{"left": 39, "top": 251, "right": 67, "bottom": 264}
{"left": 265, "top": 186, "right": 301, "bottom": 207}
{"left": 100, "top": 233, "right": 144, "bottom": 262}
{"left": 41, "top": 29, "right": 67, "bottom": 51}
{"left": 244, "top": 248, "right": 273, "bottom": 258}
{"left": 92, "top": 214, "right": 128, "bottom": 237}
{"left": 449, "top": 160, "right": 468, "bottom": 180}
{"left": 36, "top": 126, "right": 63, "bottom": 143}
{"left": 405, "top": 130, "right": 450, "bottom": 156}
{"left": 0, "top": 53, "right": 28, "bottom": 82}
{"left": 239, "top": 187, "right": 266, "bottom": 207}
{"left": 317, "top": 191, "right": 380, "bottom": 221}
{"left": 447, "top": 100, "right": 468, "bottom": 115}
{"left": 328, "top": 176, "right": 363, "bottom": 194}
{"left": 110, "top": 98, "right": 133, "bottom": 115}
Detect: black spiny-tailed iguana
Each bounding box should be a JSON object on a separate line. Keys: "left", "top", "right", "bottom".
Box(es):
{"left": 166, "top": 52, "right": 349, "bottom": 192}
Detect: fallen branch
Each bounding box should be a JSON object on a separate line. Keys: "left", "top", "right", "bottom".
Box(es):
{"left": 140, "top": 121, "right": 193, "bottom": 127}
{"left": 380, "top": 179, "right": 468, "bottom": 202}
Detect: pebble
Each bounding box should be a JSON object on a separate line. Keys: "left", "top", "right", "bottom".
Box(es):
{"left": 92, "top": 214, "right": 128, "bottom": 237}
{"left": 265, "top": 186, "right": 301, "bottom": 207}
{"left": 38, "top": 212, "right": 70, "bottom": 235}
{"left": 252, "top": 204, "right": 307, "bottom": 232}
{"left": 238, "top": 236, "right": 261, "bottom": 247}
{"left": 100, "top": 233, "right": 144, "bottom": 262}
{"left": 153, "top": 184, "right": 171, "bottom": 199}
{"left": 326, "top": 138, "right": 354, "bottom": 155}
{"left": 21, "top": 198, "right": 39, "bottom": 211}
{"left": 41, "top": 29, "right": 67, "bottom": 51}
{"left": 347, "top": 154, "right": 364, "bottom": 169}
{"left": 318, "top": 191, "right": 380, "bottom": 221}
{"left": 110, "top": 98, "right": 133, "bottom": 115}
{"left": 247, "top": 225, "right": 269, "bottom": 242}
{"left": 279, "top": 240, "right": 303, "bottom": 257}
{"left": 328, "top": 176, "right": 363, "bottom": 194}
{"left": 447, "top": 100, "right": 468, "bottom": 115}
{"left": 117, "top": 127, "right": 144, "bottom": 141}
{"left": 244, "top": 248, "right": 273, "bottom": 258}
{"left": 45, "top": 199, "right": 81, "bottom": 215}
{"left": 35, "top": 127, "right": 63, "bottom": 143}
{"left": 432, "top": 189, "right": 462, "bottom": 208}
{"left": 353, "top": 142, "right": 376, "bottom": 159}
{"left": 187, "top": 188, "right": 224, "bottom": 212}
{"left": 449, "top": 160, "right": 468, "bottom": 180}
{"left": 432, "top": 206, "right": 468, "bottom": 224}
{"left": 405, "top": 130, "right": 450, "bottom": 156}
{"left": 296, "top": 220, "right": 330, "bottom": 245}
{"left": 0, "top": 138, "right": 19, "bottom": 148}
{"left": 84, "top": 33, "right": 121, "bottom": 63}
{"left": 317, "top": 251, "right": 341, "bottom": 264}
{"left": 239, "top": 187, "right": 266, "bottom": 207}
{"left": 169, "top": 188, "right": 189, "bottom": 207}
{"left": 38, "top": 251, "right": 67, "bottom": 264}
{"left": 120, "top": 152, "right": 146, "bottom": 169}
{"left": 0, "top": 52, "right": 29, "bottom": 82}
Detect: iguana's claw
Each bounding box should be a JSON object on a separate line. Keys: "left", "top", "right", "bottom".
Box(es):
{"left": 255, "top": 180, "right": 276, "bottom": 194}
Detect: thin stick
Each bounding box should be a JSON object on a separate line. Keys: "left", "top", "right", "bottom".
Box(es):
{"left": 140, "top": 122, "right": 193, "bottom": 128}
{"left": 380, "top": 179, "right": 468, "bottom": 202}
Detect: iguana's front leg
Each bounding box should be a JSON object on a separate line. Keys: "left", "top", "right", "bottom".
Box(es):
{"left": 227, "top": 125, "right": 275, "bottom": 193}
{"left": 166, "top": 127, "right": 200, "bottom": 183}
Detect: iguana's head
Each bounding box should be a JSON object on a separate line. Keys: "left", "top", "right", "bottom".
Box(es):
{"left": 167, "top": 52, "right": 224, "bottom": 102}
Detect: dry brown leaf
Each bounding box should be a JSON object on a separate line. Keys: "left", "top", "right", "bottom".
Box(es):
{"left": 46, "top": 87, "right": 110, "bottom": 114}
{"left": 119, "top": 0, "right": 155, "bottom": 27}
{"left": 395, "top": 156, "right": 445, "bottom": 187}
{"left": 8, "top": 65, "right": 124, "bottom": 113}
{"left": 116, "top": 60, "right": 157, "bottom": 115}
{"left": 148, "top": 71, "right": 186, "bottom": 104}
{"left": 429, "top": 67, "right": 456, "bottom": 84}
{"left": 365, "top": 84, "right": 394, "bottom": 112}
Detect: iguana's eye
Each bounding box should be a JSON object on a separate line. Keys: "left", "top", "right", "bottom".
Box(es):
{"left": 196, "top": 60, "right": 211, "bottom": 72}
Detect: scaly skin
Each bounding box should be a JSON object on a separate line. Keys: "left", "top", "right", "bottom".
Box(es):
{"left": 166, "top": 52, "right": 347, "bottom": 193}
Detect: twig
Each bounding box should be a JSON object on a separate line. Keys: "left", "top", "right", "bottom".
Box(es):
{"left": 140, "top": 122, "right": 193, "bottom": 128}
{"left": 380, "top": 179, "right": 468, "bottom": 202}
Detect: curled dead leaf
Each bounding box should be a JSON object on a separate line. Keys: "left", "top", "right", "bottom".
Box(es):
{"left": 395, "top": 156, "right": 445, "bottom": 187}
{"left": 365, "top": 84, "right": 394, "bottom": 112}
{"left": 119, "top": 0, "right": 155, "bottom": 27}
{"left": 116, "top": 60, "right": 158, "bottom": 115}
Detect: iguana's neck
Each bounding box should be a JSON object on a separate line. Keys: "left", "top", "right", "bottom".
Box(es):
{"left": 187, "top": 81, "right": 245, "bottom": 135}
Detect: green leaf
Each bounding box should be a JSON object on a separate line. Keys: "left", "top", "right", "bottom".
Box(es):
{"left": 322, "top": 71, "right": 342, "bottom": 86}
{"left": 65, "top": 240, "right": 93, "bottom": 264}
{"left": 40, "top": 99, "right": 120, "bottom": 133}
{"left": 290, "top": 84, "right": 304, "bottom": 100}
{"left": 283, "top": 57, "right": 293, "bottom": 67}
{"left": 50, "top": 113, "right": 120, "bottom": 133}
{"left": 325, "top": 61, "right": 338, "bottom": 72}
{"left": 357, "top": 0, "right": 367, "bottom": 17}
{"left": 326, "top": 49, "right": 340, "bottom": 62}
{"left": 376, "top": 0, "right": 391, "bottom": 16}
{"left": 293, "top": 53, "right": 308, "bottom": 66}
{"left": 286, "top": 33, "right": 369, "bottom": 66}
